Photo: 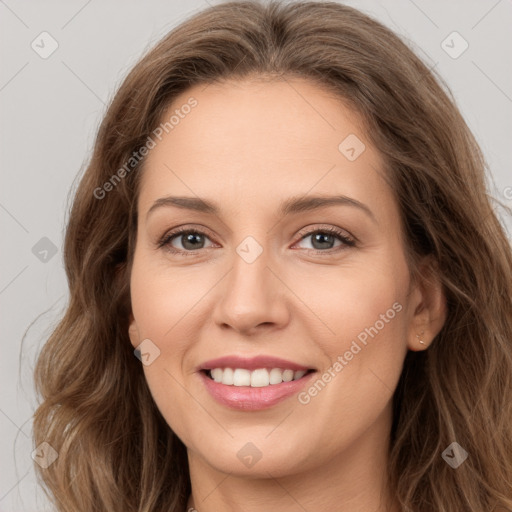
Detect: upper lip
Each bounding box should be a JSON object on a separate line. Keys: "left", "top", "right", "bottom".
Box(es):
{"left": 198, "top": 355, "right": 315, "bottom": 372}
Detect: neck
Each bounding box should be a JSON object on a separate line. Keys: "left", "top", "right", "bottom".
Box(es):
{"left": 185, "top": 403, "right": 400, "bottom": 512}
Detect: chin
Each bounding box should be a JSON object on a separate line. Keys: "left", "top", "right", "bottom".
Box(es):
{"left": 187, "top": 432, "right": 316, "bottom": 478}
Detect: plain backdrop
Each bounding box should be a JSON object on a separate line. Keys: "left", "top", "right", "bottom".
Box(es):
{"left": 1, "top": 0, "right": 511, "bottom": 510}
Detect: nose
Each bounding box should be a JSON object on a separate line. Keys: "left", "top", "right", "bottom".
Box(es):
{"left": 212, "top": 244, "right": 290, "bottom": 336}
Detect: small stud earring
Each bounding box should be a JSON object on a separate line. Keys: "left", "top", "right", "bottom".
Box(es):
{"left": 416, "top": 331, "right": 426, "bottom": 345}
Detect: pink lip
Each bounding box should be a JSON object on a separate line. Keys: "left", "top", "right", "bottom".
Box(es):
{"left": 199, "top": 370, "right": 316, "bottom": 411}
{"left": 198, "top": 355, "right": 314, "bottom": 372}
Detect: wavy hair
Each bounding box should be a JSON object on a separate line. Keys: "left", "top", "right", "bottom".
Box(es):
{"left": 33, "top": 1, "right": 512, "bottom": 510}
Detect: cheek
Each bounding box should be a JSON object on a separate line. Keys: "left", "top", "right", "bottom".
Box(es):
{"left": 129, "top": 248, "right": 198, "bottom": 345}
{"left": 290, "top": 263, "right": 409, "bottom": 456}
{"left": 128, "top": 251, "right": 207, "bottom": 436}
{"left": 305, "top": 246, "right": 410, "bottom": 398}
{"left": 129, "top": 262, "right": 196, "bottom": 445}
{"left": 299, "top": 253, "right": 409, "bottom": 350}
{"left": 319, "top": 282, "right": 406, "bottom": 391}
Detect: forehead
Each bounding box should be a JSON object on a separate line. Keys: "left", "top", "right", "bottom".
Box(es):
{"left": 137, "top": 77, "right": 391, "bottom": 219}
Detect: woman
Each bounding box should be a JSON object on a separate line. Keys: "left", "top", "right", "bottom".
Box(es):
{"left": 33, "top": 1, "right": 512, "bottom": 511}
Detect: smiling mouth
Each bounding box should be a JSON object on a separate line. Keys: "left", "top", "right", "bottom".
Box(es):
{"left": 201, "top": 367, "right": 316, "bottom": 387}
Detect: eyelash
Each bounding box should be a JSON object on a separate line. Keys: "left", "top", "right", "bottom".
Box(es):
{"left": 157, "top": 225, "right": 356, "bottom": 257}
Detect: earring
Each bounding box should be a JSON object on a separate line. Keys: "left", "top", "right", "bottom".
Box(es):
{"left": 416, "top": 331, "right": 426, "bottom": 345}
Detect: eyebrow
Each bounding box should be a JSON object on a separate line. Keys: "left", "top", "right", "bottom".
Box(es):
{"left": 146, "top": 194, "right": 376, "bottom": 223}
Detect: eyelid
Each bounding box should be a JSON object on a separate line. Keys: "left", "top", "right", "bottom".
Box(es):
{"left": 295, "top": 224, "right": 356, "bottom": 243}
{"left": 156, "top": 224, "right": 217, "bottom": 251}
{"left": 157, "top": 223, "right": 357, "bottom": 255}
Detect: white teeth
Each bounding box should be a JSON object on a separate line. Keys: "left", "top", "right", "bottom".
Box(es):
{"left": 269, "top": 368, "right": 283, "bottom": 385}
{"left": 282, "top": 369, "right": 294, "bottom": 382}
{"left": 233, "top": 369, "right": 251, "bottom": 386}
{"left": 251, "top": 369, "right": 269, "bottom": 387}
{"left": 211, "top": 368, "right": 223, "bottom": 383}
{"left": 208, "top": 367, "right": 310, "bottom": 387}
{"left": 221, "top": 367, "right": 234, "bottom": 385}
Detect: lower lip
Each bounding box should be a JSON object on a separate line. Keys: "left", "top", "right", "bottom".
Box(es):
{"left": 199, "top": 371, "right": 316, "bottom": 411}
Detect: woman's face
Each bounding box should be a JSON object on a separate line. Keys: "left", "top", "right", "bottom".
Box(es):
{"left": 128, "top": 78, "right": 426, "bottom": 478}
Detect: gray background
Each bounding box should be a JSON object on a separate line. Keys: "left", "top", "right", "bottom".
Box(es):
{"left": 1, "top": 0, "right": 511, "bottom": 510}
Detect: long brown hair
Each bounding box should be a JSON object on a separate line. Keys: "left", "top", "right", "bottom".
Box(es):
{"left": 33, "top": 1, "right": 512, "bottom": 510}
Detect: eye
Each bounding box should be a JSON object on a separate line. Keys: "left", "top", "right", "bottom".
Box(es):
{"left": 157, "top": 227, "right": 215, "bottom": 255}
{"left": 294, "top": 226, "right": 356, "bottom": 253}
{"left": 157, "top": 224, "right": 356, "bottom": 256}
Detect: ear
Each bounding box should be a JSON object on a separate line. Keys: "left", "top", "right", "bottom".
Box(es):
{"left": 128, "top": 313, "right": 140, "bottom": 348}
{"left": 407, "top": 256, "right": 447, "bottom": 352}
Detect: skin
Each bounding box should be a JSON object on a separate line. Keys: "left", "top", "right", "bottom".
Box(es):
{"left": 128, "top": 77, "right": 446, "bottom": 512}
